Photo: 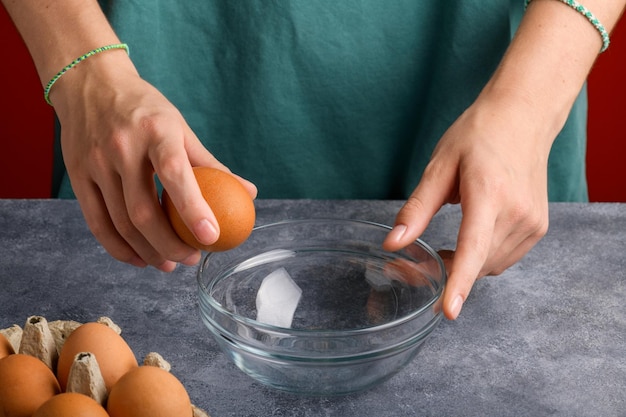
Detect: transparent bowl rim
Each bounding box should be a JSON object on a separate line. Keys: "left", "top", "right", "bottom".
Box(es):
{"left": 197, "top": 218, "right": 447, "bottom": 337}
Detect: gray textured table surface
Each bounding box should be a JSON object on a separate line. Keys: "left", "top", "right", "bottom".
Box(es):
{"left": 1, "top": 199, "right": 625, "bottom": 417}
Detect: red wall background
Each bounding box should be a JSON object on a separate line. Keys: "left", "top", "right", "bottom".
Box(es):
{"left": 0, "top": 6, "right": 54, "bottom": 198}
{"left": 1, "top": 7, "right": 624, "bottom": 201}
{"left": 586, "top": 17, "right": 626, "bottom": 202}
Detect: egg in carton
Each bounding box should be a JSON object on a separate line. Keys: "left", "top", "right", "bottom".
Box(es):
{"left": 0, "top": 315, "right": 210, "bottom": 417}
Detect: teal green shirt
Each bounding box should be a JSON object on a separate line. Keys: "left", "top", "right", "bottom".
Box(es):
{"left": 58, "top": 1, "right": 588, "bottom": 201}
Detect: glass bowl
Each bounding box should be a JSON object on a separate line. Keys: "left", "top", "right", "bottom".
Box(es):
{"left": 197, "top": 219, "right": 446, "bottom": 395}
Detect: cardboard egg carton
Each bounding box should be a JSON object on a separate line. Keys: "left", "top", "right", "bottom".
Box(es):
{"left": 1, "top": 315, "right": 209, "bottom": 417}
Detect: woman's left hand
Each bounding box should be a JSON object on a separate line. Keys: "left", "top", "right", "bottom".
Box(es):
{"left": 383, "top": 91, "right": 551, "bottom": 320}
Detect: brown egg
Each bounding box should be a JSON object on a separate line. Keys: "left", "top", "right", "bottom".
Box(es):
{"left": 0, "top": 334, "right": 13, "bottom": 359}
{"left": 162, "top": 167, "right": 255, "bottom": 252}
{"left": 107, "top": 366, "right": 192, "bottom": 417}
{"left": 57, "top": 322, "right": 138, "bottom": 392}
{"left": 0, "top": 354, "right": 61, "bottom": 417}
{"left": 33, "top": 393, "right": 109, "bottom": 417}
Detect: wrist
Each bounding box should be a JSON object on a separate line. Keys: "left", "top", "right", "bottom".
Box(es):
{"left": 477, "top": 80, "right": 570, "bottom": 149}
{"left": 477, "top": 1, "right": 606, "bottom": 144}
{"left": 44, "top": 43, "right": 130, "bottom": 105}
{"left": 47, "top": 46, "right": 138, "bottom": 109}
{"left": 466, "top": 84, "right": 558, "bottom": 161}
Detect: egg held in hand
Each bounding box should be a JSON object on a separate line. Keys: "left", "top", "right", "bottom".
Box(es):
{"left": 162, "top": 167, "right": 255, "bottom": 252}
{"left": 0, "top": 354, "right": 61, "bottom": 417}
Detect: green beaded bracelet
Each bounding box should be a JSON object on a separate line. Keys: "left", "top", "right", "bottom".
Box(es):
{"left": 524, "top": 0, "right": 610, "bottom": 53}
{"left": 43, "top": 43, "right": 130, "bottom": 106}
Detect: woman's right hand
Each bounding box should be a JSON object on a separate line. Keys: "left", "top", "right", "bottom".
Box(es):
{"left": 50, "top": 50, "right": 257, "bottom": 271}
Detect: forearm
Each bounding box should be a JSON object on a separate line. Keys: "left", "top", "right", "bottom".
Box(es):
{"left": 480, "top": 0, "right": 625, "bottom": 147}
{"left": 1, "top": 0, "right": 127, "bottom": 88}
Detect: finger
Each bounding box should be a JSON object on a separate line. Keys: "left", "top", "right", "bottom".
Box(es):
{"left": 442, "top": 201, "right": 497, "bottom": 320}
{"left": 480, "top": 203, "right": 548, "bottom": 275}
{"left": 480, "top": 224, "right": 545, "bottom": 276}
{"left": 382, "top": 162, "right": 455, "bottom": 252}
{"left": 72, "top": 178, "right": 148, "bottom": 268}
{"left": 150, "top": 134, "right": 221, "bottom": 247}
{"left": 490, "top": 234, "right": 539, "bottom": 274}
{"left": 383, "top": 258, "right": 432, "bottom": 287}
{"left": 96, "top": 170, "right": 179, "bottom": 271}
{"left": 121, "top": 161, "right": 202, "bottom": 267}
{"left": 437, "top": 249, "right": 455, "bottom": 274}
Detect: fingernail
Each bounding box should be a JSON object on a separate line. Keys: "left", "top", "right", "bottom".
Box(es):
{"left": 194, "top": 219, "right": 219, "bottom": 245}
{"left": 388, "top": 224, "right": 408, "bottom": 243}
{"left": 449, "top": 295, "right": 464, "bottom": 319}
